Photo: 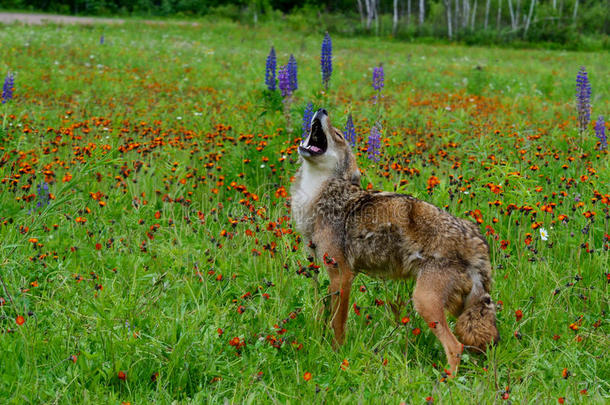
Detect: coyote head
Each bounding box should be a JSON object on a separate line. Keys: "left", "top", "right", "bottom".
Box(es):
{"left": 455, "top": 293, "right": 500, "bottom": 353}
{"left": 298, "top": 108, "right": 360, "bottom": 185}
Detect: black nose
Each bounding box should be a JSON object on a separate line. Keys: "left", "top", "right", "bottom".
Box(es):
{"left": 317, "top": 108, "right": 328, "bottom": 116}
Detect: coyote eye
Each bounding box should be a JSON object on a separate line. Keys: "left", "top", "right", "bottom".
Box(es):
{"left": 483, "top": 296, "right": 492, "bottom": 305}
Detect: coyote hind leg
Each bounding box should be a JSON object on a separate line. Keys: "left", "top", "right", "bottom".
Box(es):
{"left": 413, "top": 272, "right": 464, "bottom": 377}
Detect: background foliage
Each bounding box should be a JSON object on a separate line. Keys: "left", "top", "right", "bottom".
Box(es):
{"left": 2, "top": 0, "right": 609, "bottom": 48}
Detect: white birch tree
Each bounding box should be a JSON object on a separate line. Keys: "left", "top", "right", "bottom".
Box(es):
{"left": 497, "top": 0, "right": 503, "bottom": 29}
{"left": 393, "top": 0, "right": 399, "bottom": 34}
{"left": 524, "top": 0, "right": 537, "bottom": 35}
{"left": 444, "top": 0, "right": 453, "bottom": 38}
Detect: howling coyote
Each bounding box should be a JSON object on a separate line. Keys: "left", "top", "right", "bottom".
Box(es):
{"left": 291, "top": 109, "right": 499, "bottom": 376}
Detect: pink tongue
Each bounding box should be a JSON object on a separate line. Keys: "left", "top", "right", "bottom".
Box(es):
{"left": 309, "top": 145, "right": 321, "bottom": 153}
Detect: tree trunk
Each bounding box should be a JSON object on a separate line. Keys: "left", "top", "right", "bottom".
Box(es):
{"left": 444, "top": 0, "right": 453, "bottom": 39}
{"left": 497, "top": 0, "right": 503, "bottom": 29}
{"left": 365, "top": 0, "right": 372, "bottom": 30}
{"left": 419, "top": 0, "right": 425, "bottom": 26}
{"left": 552, "top": 0, "right": 556, "bottom": 9}
{"left": 374, "top": 0, "right": 380, "bottom": 35}
{"left": 462, "top": 0, "right": 470, "bottom": 29}
{"left": 484, "top": 0, "right": 490, "bottom": 29}
{"left": 357, "top": 0, "right": 365, "bottom": 26}
{"left": 455, "top": 0, "right": 460, "bottom": 33}
{"left": 508, "top": 0, "right": 516, "bottom": 29}
{"left": 524, "top": 0, "right": 536, "bottom": 35}
{"left": 393, "top": 0, "right": 399, "bottom": 34}
{"left": 515, "top": 0, "right": 521, "bottom": 26}
{"left": 471, "top": 0, "right": 478, "bottom": 29}
{"left": 407, "top": 0, "right": 411, "bottom": 26}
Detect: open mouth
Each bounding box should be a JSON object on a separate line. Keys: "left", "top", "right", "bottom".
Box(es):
{"left": 299, "top": 118, "right": 328, "bottom": 157}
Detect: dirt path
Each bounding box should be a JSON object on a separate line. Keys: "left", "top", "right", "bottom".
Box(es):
{"left": 0, "top": 12, "right": 125, "bottom": 25}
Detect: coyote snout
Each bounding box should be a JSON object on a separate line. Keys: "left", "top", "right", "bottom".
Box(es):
{"left": 290, "top": 109, "right": 499, "bottom": 376}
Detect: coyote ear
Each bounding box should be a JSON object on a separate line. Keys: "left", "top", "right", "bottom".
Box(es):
{"left": 350, "top": 170, "right": 361, "bottom": 186}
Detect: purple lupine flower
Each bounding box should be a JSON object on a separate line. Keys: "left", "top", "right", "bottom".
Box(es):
{"left": 576, "top": 66, "right": 591, "bottom": 132}
{"left": 372, "top": 64, "right": 384, "bottom": 91}
{"left": 265, "top": 47, "right": 277, "bottom": 91}
{"left": 2, "top": 72, "right": 14, "bottom": 104}
{"left": 302, "top": 102, "right": 313, "bottom": 137}
{"left": 100, "top": 35, "right": 105, "bottom": 45}
{"left": 367, "top": 122, "right": 382, "bottom": 162}
{"left": 36, "top": 182, "right": 50, "bottom": 209}
{"left": 345, "top": 113, "right": 356, "bottom": 147}
{"left": 278, "top": 65, "right": 291, "bottom": 98}
{"left": 595, "top": 116, "right": 607, "bottom": 150}
{"left": 321, "top": 33, "right": 332, "bottom": 90}
{"left": 288, "top": 54, "right": 298, "bottom": 92}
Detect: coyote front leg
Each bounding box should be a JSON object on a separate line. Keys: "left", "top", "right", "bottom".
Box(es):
{"left": 326, "top": 256, "right": 354, "bottom": 347}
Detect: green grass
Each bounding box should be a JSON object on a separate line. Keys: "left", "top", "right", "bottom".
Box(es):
{"left": 0, "top": 17, "right": 608, "bottom": 404}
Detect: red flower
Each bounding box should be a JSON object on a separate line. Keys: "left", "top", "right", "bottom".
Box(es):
{"left": 401, "top": 317, "right": 410, "bottom": 324}
{"left": 118, "top": 371, "right": 126, "bottom": 381}
{"left": 95, "top": 243, "right": 102, "bottom": 250}
{"left": 515, "top": 309, "right": 523, "bottom": 321}
{"left": 16, "top": 315, "right": 25, "bottom": 326}
{"left": 412, "top": 328, "right": 421, "bottom": 336}
{"left": 303, "top": 371, "right": 312, "bottom": 381}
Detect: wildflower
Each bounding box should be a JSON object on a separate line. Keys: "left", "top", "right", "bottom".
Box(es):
{"left": 2, "top": 72, "right": 14, "bottom": 104}
{"left": 303, "top": 371, "right": 312, "bottom": 381}
{"left": 372, "top": 64, "right": 384, "bottom": 91}
{"left": 36, "top": 182, "right": 51, "bottom": 209}
{"left": 100, "top": 35, "right": 104, "bottom": 45}
{"left": 344, "top": 113, "right": 356, "bottom": 147}
{"left": 118, "top": 371, "right": 126, "bottom": 381}
{"left": 340, "top": 359, "right": 349, "bottom": 370}
{"left": 278, "top": 65, "right": 291, "bottom": 98}
{"left": 265, "top": 47, "right": 276, "bottom": 91}
{"left": 595, "top": 116, "right": 607, "bottom": 150}
{"left": 287, "top": 54, "right": 298, "bottom": 92}
{"left": 540, "top": 227, "right": 548, "bottom": 241}
{"left": 367, "top": 122, "right": 382, "bottom": 162}
{"left": 16, "top": 315, "right": 25, "bottom": 326}
{"left": 302, "top": 102, "right": 313, "bottom": 138}
{"left": 321, "top": 32, "right": 332, "bottom": 90}
{"left": 515, "top": 309, "right": 523, "bottom": 321}
{"left": 576, "top": 66, "right": 591, "bottom": 133}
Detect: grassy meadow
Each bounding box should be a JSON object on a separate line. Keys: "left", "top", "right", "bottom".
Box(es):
{"left": 0, "top": 17, "right": 608, "bottom": 404}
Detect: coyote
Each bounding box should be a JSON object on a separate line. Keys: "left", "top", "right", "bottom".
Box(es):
{"left": 291, "top": 109, "right": 499, "bottom": 376}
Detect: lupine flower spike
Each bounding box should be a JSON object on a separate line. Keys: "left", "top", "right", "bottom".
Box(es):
{"left": 367, "top": 122, "right": 382, "bottom": 162}
{"left": 595, "top": 116, "right": 607, "bottom": 150}
{"left": 2, "top": 72, "right": 14, "bottom": 104}
{"left": 302, "top": 102, "right": 313, "bottom": 138}
{"left": 265, "top": 47, "right": 277, "bottom": 91}
{"left": 372, "top": 64, "right": 384, "bottom": 92}
{"left": 321, "top": 33, "right": 332, "bottom": 90}
{"left": 278, "top": 65, "right": 291, "bottom": 98}
{"left": 345, "top": 113, "right": 356, "bottom": 147}
{"left": 288, "top": 54, "right": 298, "bottom": 93}
{"left": 36, "top": 182, "right": 51, "bottom": 209}
{"left": 100, "top": 35, "right": 105, "bottom": 45}
{"left": 576, "top": 66, "right": 591, "bottom": 133}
